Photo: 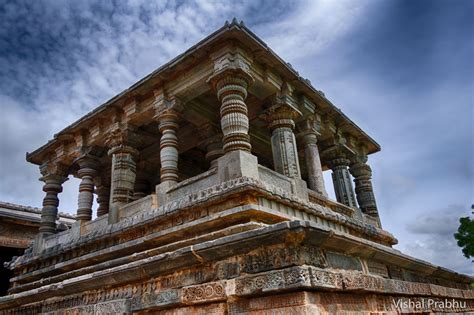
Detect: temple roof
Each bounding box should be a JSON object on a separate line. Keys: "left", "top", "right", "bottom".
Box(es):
{"left": 26, "top": 19, "right": 380, "bottom": 165}
{"left": 0, "top": 201, "right": 75, "bottom": 224}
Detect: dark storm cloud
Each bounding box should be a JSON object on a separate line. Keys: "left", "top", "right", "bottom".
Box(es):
{"left": 0, "top": 0, "right": 472, "bottom": 273}
{"left": 299, "top": 0, "right": 474, "bottom": 274}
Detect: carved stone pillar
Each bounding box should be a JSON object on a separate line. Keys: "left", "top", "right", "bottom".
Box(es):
{"left": 209, "top": 62, "right": 253, "bottom": 153}
{"left": 300, "top": 131, "right": 327, "bottom": 196}
{"left": 266, "top": 105, "right": 301, "bottom": 179}
{"left": 199, "top": 123, "right": 224, "bottom": 168}
{"left": 133, "top": 177, "right": 150, "bottom": 200}
{"left": 205, "top": 136, "right": 224, "bottom": 168}
{"left": 95, "top": 169, "right": 110, "bottom": 217}
{"left": 96, "top": 185, "right": 110, "bottom": 217}
{"left": 38, "top": 165, "right": 68, "bottom": 235}
{"left": 328, "top": 158, "right": 357, "bottom": 208}
{"left": 350, "top": 158, "right": 381, "bottom": 224}
{"left": 106, "top": 131, "right": 138, "bottom": 224}
{"left": 156, "top": 109, "right": 180, "bottom": 185}
{"left": 76, "top": 157, "right": 99, "bottom": 222}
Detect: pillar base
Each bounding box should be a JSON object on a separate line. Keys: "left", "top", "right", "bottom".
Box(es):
{"left": 155, "top": 181, "right": 178, "bottom": 205}
{"left": 216, "top": 150, "right": 259, "bottom": 182}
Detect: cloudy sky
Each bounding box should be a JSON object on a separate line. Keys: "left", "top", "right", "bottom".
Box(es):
{"left": 0, "top": 0, "right": 472, "bottom": 274}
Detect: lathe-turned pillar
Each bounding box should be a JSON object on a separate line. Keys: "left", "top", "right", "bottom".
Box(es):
{"left": 208, "top": 50, "right": 254, "bottom": 153}
{"left": 133, "top": 175, "right": 150, "bottom": 200}
{"left": 38, "top": 163, "right": 68, "bottom": 235}
{"left": 95, "top": 169, "right": 110, "bottom": 217}
{"left": 96, "top": 185, "right": 110, "bottom": 217}
{"left": 156, "top": 109, "right": 180, "bottom": 185}
{"left": 76, "top": 156, "right": 99, "bottom": 222}
{"left": 199, "top": 123, "right": 224, "bottom": 169}
{"left": 106, "top": 130, "right": 138, "bottom": 224}
{"left": 350, "top": 157, "right": 381, "bottom": 226}
{"left": 328, "top": 157, "right": 357, "bottom": 208}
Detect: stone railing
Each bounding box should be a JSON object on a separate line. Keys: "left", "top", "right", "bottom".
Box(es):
{"left": 36, "top": 155, "right": 380, "bottom": 255}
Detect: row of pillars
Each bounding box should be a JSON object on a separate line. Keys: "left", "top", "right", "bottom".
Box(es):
{"left": 212, "top": 69, "right": 380, "bottom": 223}
{"left": 38, "top": 119, "right": 180, "bottom": 235}
{"left": 38, "top": 68, "right": 380, "bottom": 236}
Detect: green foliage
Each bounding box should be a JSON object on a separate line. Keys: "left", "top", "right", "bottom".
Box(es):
{"left": 454, "top": 216, "right": 474, "bottom": 259}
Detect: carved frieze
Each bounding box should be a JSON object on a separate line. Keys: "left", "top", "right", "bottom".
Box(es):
{"left": 241, "top": 246, "right": 327, "bottom": 274}
{"left": 309, "top": 267, "right": 343, "bottom": 290}
{"left": 235, "top": 266, "right": 311, "bottom": 296}
{"left": 343, "top": 272, "right": 385, "bottom": 292}
{"left": 182, "top": 281, "right": 226, "bottom": 304}
{"left": 326, "top": 251, "right": 362, "bottom": 271}
{"left": 366, "top": 259, "right": 389, "bottom": 278}
{"left": 130, "top": 289, "right": 180, "bottom": 311}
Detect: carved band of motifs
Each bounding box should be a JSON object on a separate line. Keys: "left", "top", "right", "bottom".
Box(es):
{"left": 13, "top": 176, "right": 396, "bottom": 278}
{"left": 7, "top": 265, "right": 474, "bottom": 314}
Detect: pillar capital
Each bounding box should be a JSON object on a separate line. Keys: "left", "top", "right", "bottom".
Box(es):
{"left": 349, "top": 161, "right": 372, "bottom": 178}
{"left": 76, "top": 155, "right": 100, "bottom": 176}
{"left": 39, "top": 173, "right": 68, "bottom": 186}
{"left": 207, "top": 48, "right": 254, "bottom": 92}
{"left": 299, "top": 132, "right": 318, "bottom": 146}
{"left": 156, "top": 109, "right": 180, "bottom": 134}
{"left": 262, "top": 95, "right": 302, "bottom": 131}
{"left": 297, "top": 114, "right": 322, "bottom": 144}
{"left": 105, "top": 129, "right": 139, "bottom": 157}
{"left": 39, "top": 161, "right": 69, "bottom": 179}
{"left": 328, "top": 157, "right": 351, "bottom": 170}
{"left": 153, "top": 94, "right": 183, "bottom": 125}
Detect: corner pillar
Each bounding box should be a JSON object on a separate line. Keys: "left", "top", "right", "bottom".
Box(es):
{"left": 38, "top": 165, "right": 68, "bottom": 235}
{"left": 208, "top": 50, "right": 254, "bottom": 154}
{"left": 350, "top": 158, "right": 381, "bottom": 226}
{"left": 328, "top": 158, "right": 357, "bottom": 208}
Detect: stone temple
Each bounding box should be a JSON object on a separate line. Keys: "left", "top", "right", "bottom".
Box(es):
{"left": 1, "top": 20, "right": 472, "bottom": 314}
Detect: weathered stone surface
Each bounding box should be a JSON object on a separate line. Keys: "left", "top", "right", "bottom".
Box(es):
{"left": 366, "top": 259, "right": 389, "bottom": 278}
{"left": 326, "top": 251, "right": 363, "bottom": 271}
{"left": 130, "top": 289, "right": 180, "bottom": 311}
{"left": 182, "top": 281, "right": 226, "bottom": 304}
{"left": 2, "top": 20, "right": 472, "bottom": 315}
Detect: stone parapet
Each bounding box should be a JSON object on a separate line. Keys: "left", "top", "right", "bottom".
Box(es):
{"left": 8, "top": 174, "right": 399, "bottom": 283}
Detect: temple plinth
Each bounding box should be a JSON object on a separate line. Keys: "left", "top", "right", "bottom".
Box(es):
{"left": 1, "top": 20, "right": 472, "bottom": 314}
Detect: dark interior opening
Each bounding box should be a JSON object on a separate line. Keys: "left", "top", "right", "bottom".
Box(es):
{"left": 0, "top": 247, "right": 24, "bottom": 296}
